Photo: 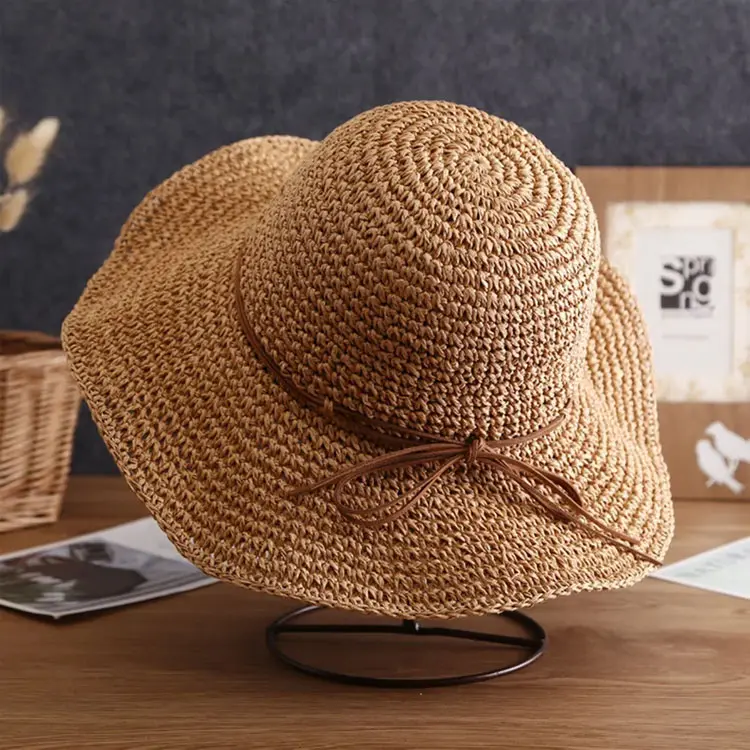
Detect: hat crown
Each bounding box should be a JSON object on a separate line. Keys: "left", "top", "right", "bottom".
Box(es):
{"left": 241, "top": 101, "right": 600, "bottom": 440}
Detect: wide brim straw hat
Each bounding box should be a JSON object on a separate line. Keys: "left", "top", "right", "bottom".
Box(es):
{"left": 63, "top": 101, "right": 673, "bottom": 619}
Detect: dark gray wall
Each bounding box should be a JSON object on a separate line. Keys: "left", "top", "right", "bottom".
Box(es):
{"left": 2, "top": 0, "right": 750, "bottom": 473}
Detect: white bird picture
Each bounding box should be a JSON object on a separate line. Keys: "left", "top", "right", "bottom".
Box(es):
{"left": 705, "top": 422, "right": 750, "bottom": 472}
{"left": 696, "top": 438, "right": 744, "bottom": 494}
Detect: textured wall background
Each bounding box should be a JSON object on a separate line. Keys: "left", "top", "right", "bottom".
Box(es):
{"left": 2, "top": 0, "right": 750, "bottom": 473}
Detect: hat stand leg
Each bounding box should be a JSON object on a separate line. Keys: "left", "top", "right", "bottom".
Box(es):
{"left": 265, "top": 604, "right": 546, "bottom": 688}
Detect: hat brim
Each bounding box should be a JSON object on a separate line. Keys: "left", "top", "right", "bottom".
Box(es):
{"left": 63, "top": 137, "right": 673, "bottom": 619}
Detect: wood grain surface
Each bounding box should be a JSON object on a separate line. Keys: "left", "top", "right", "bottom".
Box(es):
{"left": 1, "top": 477, "right": 749, "bottom": 750}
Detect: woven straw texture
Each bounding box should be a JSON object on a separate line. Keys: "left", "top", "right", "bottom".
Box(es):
{"left": 0, "top": 331, "right": 80, "bottom": 532}
{"left": 62, "top": 101, "right": 673, "bottom": 619}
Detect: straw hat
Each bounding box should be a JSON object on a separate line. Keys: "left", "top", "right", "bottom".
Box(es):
{"left": 63, "top": 101, "right": 673, "bottom": 619}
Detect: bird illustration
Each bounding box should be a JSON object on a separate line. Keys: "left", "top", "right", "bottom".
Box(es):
{"left": 696, "top": 438, "right": 744, "bottom": 494}
{"left": 705, "top": 422, "right": 750, "bottom": 472}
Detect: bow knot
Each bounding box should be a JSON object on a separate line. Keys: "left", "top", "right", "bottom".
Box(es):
{"left": 284, "top": 433, "right": 661, "bottom": 567}
{"left": 232, "top": 251, "right": 660, "bottom": 568}
{"left": 465, "top": 434, "right": 486, "bottom": 466}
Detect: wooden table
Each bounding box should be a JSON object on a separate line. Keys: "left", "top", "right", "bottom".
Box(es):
{"left": 1, "top": 477, "right": 749, "bottom": 750}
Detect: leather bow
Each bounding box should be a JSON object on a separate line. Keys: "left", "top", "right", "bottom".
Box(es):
{"left": 233, "top": 252, "right": 661, "bottom": 567}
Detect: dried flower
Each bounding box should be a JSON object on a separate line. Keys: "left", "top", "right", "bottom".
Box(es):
{"left": 4, "top": 116, "right": 60, "bottom": 187}
{"left": 0, "top": 111, "right": 59, "bottom": 234}
{"left": 29, "top": 117, "right": 60, "bottom": 152}
{"left": 0, "top": 189, "right": 30, "bottom": 232}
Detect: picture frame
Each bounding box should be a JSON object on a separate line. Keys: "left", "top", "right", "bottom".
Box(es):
{"left": 576, "top": 167, "right": 750, "bottom": 500}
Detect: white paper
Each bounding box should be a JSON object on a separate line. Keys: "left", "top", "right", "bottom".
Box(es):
{"left": 0, "top": 518, "right": 216, "bottom": 619}
{"left": 650, "top": 536, "right": 750, "bottom": 600}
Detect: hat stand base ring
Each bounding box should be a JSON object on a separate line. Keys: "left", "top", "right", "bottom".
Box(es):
{"left": 265, "top": 604, "right": 546, "bottom": 688}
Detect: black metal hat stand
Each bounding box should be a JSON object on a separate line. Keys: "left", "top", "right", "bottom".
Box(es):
{"left": 266, "top": 604, "right": 546, "bottom": 688}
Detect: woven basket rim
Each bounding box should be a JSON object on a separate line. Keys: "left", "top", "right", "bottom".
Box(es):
{"left": 0, "top": 329, "right": 64, "bottom": 367}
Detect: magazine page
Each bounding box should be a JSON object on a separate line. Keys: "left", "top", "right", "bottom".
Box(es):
{"left": 0, "top": 518, "right": 216, "bottom": 619}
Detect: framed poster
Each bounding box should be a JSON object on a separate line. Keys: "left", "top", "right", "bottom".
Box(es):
{"left": 577, "top": 167, "right": 750, "bottom": 500}
{"left": 607, "top": 201, "right": 750, "bottom": 402}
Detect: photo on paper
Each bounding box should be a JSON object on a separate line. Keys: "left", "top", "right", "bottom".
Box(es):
{"left": 0, "top": 518, "right": 216, "bottom": 619}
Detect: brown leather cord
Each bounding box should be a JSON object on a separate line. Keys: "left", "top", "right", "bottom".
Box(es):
{"left": 233, "top": 253, "right": 661, "bottom": 567}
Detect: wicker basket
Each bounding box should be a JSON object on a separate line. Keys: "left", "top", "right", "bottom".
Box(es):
{"left": 0, "top": 330, "right": 81, "bottom": 532}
